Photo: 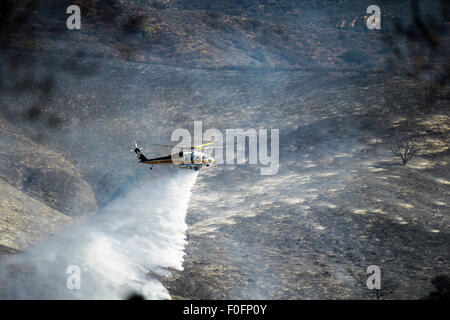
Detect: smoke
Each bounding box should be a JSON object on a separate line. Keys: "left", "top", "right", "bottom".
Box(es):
{"left": 0, "top": 170, "right": 198, "bottom": 299}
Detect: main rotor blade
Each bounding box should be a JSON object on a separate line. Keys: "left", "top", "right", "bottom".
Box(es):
{"left": 153, "top": 143, "right": 194, "bottom": 149}
{"left": 153, "top": 143, "right": 177, "bottom": 148}
{"left": 194, "top": 138, "right": 226, "bottom": 149}
{"left": 200, "top": 146, "right": 226, "bottom": 149}
{"left": 154, "top": 140, "right": 224, "bottom": 150}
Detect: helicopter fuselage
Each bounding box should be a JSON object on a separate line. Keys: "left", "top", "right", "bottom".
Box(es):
{"left": 139, "top": 150, "right": 215, "bottom": 171}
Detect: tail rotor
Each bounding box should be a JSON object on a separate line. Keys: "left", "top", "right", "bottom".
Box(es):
{"left": 130, "top": 141, "right": 149, "bottom": 162}
{"left": 130, "top": 141, "right": 144, "bottom": 155}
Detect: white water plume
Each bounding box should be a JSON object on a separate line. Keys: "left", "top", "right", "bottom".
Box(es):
{"left": 0, "top": 170, "right": 198, "bottom": 299}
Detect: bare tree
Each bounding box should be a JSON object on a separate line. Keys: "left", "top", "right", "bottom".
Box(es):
{"left": 390, "top": 132, "right": 422, "bottom": 166}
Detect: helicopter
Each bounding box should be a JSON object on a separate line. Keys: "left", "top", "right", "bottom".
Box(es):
{"left": 130, "top": 140, "right": 220, "bottom": 171}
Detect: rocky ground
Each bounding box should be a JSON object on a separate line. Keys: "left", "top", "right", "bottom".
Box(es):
{"left": 161, "top": 73, "right": 449, "bottom": 299}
